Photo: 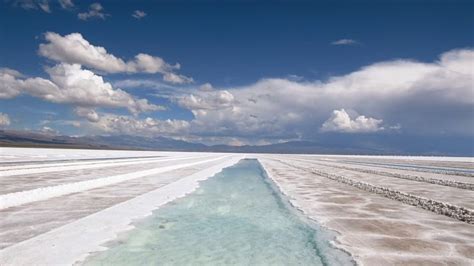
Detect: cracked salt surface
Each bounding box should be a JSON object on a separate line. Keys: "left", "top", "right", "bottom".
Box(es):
{"left": 84, "top": 159, "right": 354, "bottom": 266}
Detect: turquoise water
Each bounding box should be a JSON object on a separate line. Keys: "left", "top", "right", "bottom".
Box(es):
{"left": 84, "top": 159, "right": 353, "bottom": 266}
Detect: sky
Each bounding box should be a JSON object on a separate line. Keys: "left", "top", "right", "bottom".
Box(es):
{"left": 0, "top": 0, "right": 473, "bottom": 147}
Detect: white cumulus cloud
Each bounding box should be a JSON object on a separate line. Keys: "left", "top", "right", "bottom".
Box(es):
{"left": 88, "top": 114, "right": 190, "bottom": 136}
{"left": 321, "top": 109, "right": 384, "bottom": 133}
{"left": 173, "top": 48, "right": 474, "bottom": 139}
{"left": 38, "top": 32, "right": 193, "bottom": 84}
{"left": 0, "top": 68, "right": 25, "bottom": 99}
{"left": 74, "top": 107, "right": 100, "bottom": 122}
{"left": 163, "top": 72, "right": 194, "bottom": 84}
{"left": 178, "top": 90, "right": 235, "bottom": 111}
{"left": 2, "top": 47, "right": 473, "bottom": 141}
{"left": 0, "top": 64, "right": 163, "bottom": 115}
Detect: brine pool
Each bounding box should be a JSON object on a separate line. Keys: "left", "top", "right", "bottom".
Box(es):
{"left": 83, "top": 159, "right": 353, "bottom": 266}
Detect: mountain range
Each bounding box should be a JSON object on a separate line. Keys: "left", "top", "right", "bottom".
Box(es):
{"left": 0, "top": 130, "right": 472, "bottom": 156}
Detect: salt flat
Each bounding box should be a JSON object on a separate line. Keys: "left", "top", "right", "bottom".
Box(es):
{"left": 257, "top": 154, "right": 474, "bottom": 265}
{"left": 0, "top": 148, "right": 243, "bottom": 263}
{"left": 0, "top": 147, "right": 473, "bottom": 265}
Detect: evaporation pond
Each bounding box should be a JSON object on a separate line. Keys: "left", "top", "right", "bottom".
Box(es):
{"left": 83, "top": 159, "right": 353, "bottom": 265}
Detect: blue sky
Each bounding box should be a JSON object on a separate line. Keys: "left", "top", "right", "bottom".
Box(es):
{"left": 0, "top": 0, "right": 473, "bottom": 147}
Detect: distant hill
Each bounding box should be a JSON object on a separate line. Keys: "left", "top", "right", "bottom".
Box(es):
{"left": 0, "top": 130, "right": 472, "bottom": 156}
{"left": 81, "top": 135, "right": 208, "bottom": 151}
{"left": 0, "top": 130, "right": 206, "bottom": 151}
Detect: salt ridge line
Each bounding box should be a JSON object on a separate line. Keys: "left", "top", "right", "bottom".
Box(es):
{"left": 0, "top": 157, "right": 212, "bottom": 195}
{"left": 344, "top": 159, "right": 474, "bottom": 173}
{"left": 0, "top": 155, "right": 166, "bottom": 170}
{"left": 0, "top": 155, "right": 204, "bottom": 178}
{"left": 0, "top": 155, "right": 189, "bottom": 172}
{"left": 310, "top": 168, "right": 474, "bottom": 224}
{"left": 288, "top": 158, "right": 474, "bottom": 212}
{"left": 0, "top": 155, "right": 202, "bottom": 176}
{"left": 0, "top": 148, "right": 175, "bottom": 163}
{"left": 0, "top": 156, "right": 244, "bottom": 265}
{"left": 291, "top": 155, "right": 474, "bottom": 183}
{"left": 295, "top": 158, "right": 474, "bottom": 191}
{"left": 0, "top": 155, "right": 165, "bottom": 167}
{"left": 272, "top": 159, "right": 474, "bottom": 224}
{"left": 0, "top": 155, "right": 228, "bottom": 210}
{"left": 341, "top": 160, "right": 474, "bottom": 177}
{"left": 297, "top": 154, "right": 474, "bottom": 162}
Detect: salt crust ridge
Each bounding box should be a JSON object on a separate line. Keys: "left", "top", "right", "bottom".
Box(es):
{"left": 0, "top": 155, "right": 244, "bottom": 265}
{"left": 0, "top": 155, "right": 222, "bottom": 209}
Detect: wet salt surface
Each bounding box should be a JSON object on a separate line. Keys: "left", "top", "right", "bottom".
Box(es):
{"left": 84, "top": 159, "right": 353, "bottom": 266}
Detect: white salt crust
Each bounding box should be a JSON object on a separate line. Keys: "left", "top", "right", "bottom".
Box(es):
{"left": 0, "top": 155, "right": 226, "bottom": 210}
{"left": 0, "top": 155, "right": 244, "bottom": 265}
